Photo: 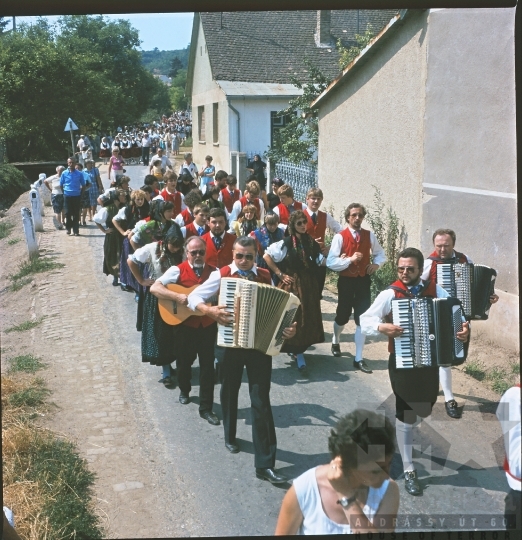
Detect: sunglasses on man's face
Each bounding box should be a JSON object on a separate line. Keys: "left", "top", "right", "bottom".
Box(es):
{"left": 234, "top": 253, "right": 254, "bottom": 261}
{"left": 189, "top": 250, "right": 206, "bottom": 256}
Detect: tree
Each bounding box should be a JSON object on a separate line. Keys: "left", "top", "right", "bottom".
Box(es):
{"left": 266, "top": 59, "right": 331, "bottom": 165}
{"left": 168, "top": 56, "right": 183, "bottom": 78}
{"left": 0, "top": 17, "right": 9, "bottom": 34}
{"left": 337, "top": 24, "right": 375, "bottom": 70}
{"left": 168, "top": 68, "right": 188, "bottom": 111}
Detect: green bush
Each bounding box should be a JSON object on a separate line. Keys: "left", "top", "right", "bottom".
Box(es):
{"left": 0, "top": 164, "right": 30, "bottom": 210}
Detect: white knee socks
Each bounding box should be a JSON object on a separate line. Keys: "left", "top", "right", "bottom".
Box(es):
{"left": 354, "top": 325, "right": 366, "bottom": 362}
{"left": 332, "top": 322, "right": 345, "bottom": 344}
{"left": 439, "top": 366, "right": 454, "bottom": 401}
{"left": 395, "top": 418, "right": 415, "bottom": 472}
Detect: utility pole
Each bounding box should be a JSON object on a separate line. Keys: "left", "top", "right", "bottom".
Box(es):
{"left": 13, "top": 16, "right": 16, "bottom": 31}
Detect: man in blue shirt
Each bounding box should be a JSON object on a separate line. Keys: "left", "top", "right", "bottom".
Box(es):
{"left": 60, "top": 157, "right": 86, "bottom": 236}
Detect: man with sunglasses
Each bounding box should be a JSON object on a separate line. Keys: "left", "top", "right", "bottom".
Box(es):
{"left": 326, "top": 203, "right": 386, "bottom": 372}
{"left": 360, "top": 247, "right": 469, "bottom": 496}
{"left": 421, "top": 228, "right": 499, "bottom": 419}
{"left": 150, "top": 236, "right": 220, "bottom": 426}
{"left": 187, "top": 237, "right": 297, "bottom": 484}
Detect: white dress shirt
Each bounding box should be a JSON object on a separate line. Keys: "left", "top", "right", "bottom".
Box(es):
{"left": 265, "top": 240, "right": 325, "bottom": 266}
{"left": 496, "top": 386, "right": 521, "bottom": 491}
{"left": 360, "top": 282, "right": 450, "bottom": 336}
{"left": 179, "top": 161, "right": 198, "bottom": 179}
{"left": 187, "top": 262, "right": 264, "bottom": 311}
{"left": 326, "top": 227, "right": 386, "bottom": 272}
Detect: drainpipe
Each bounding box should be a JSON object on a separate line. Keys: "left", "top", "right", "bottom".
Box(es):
{"left": 227, "top": 98, "right": 240, "bottom": 152}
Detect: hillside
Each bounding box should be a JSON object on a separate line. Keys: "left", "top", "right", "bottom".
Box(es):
{"left": 141, "top": 47, "right": 189, "bottom": 74}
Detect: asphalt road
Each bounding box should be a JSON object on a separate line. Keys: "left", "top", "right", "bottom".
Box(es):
{"left": 86, "top": 162, "right": 510, "bottom": 536}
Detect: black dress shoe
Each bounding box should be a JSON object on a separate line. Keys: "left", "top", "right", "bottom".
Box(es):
{"left": 255, "top": 467, "right": 288, "bottom": 484}
{"left": 353, "top": 360, "right": 373, "bottom": 373}
{"left": 445, "top": 399, "right": 462, "bottom": 418}
{"left": 331, "top": 343, "right": 341, "bottom": 357}
{"left": 179, "top": 392, "right": 190, "bottom": 405}
{"left": 404, "top": 470, "right": 422, "bottom": 496}
{"left": 200, "top": 411, "right": 220, "bottom": 425}
{"left": 225, "top": 442, "right": 240, "bottom": 454}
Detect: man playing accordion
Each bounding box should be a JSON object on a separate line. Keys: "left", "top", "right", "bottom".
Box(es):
{"left": 187, "top": 236, "right": 296, "bottom": 485}
{"left": 421, "top": 229, "right": 499, "bottom": 419}
{"left": 360, "top": 247, "right": 469, "bottom": 496}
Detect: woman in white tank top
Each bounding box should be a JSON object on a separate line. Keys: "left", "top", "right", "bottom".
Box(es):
{"left": 275, "top": 409, "right": 400, "bottom": 535}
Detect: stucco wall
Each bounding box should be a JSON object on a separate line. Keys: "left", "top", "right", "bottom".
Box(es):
{"left": 421, "top": 7, "right": 518, "bottom": 350}
{"left": 191, "top": 20, "right": 230, "bottom": 171}
{"left": 317, "top": 10, "right": 429, "bottom": 247}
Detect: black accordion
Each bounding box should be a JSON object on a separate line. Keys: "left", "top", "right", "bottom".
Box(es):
{"left": 392, "top": 297, "right": 467, "bottom": 369}
{"left": 436, "top": 263, "right": 497, "bottom": 320}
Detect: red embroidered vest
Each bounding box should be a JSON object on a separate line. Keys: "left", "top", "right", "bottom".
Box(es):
{"left": 221, "top": 188, "right": 240, "bottom": 212}
{"left": 160, "top": 188, "right": 183, "bottom": 216}
{"left": 276, "top": 201, "right": 303, "bottom": 225}
{"left": 220, "top": 265, "right": 272, "bottom": 284}
{"left": 239, "top": 196, "right": 261, "bottom": 220}
{"left": 185, "top": 222, "right": 209, "bottom": 239}
{"left": 339, "top": 228, "right": 371, "bottom": 277}
{"left": 202, "top": 232, "right": 235, "bottom": 268}
{"left": 179, "top": 208, "right": 194, "bottom": 226}
{"left": 428, "top": 250, "right": 468, "bottom": 284}
{"left": 177, "top": 261, "right": 216, "bottom": 328}
{"left": 305, "top": 210, "right": 327, "bottom": 240}
{"left": 386, "top": 279, "right": 437, "bottom": 353}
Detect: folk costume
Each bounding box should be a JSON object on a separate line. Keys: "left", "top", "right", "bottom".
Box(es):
{"left": 201, "top": 231, "right": 235, "bottom": 268}
{"left": 250, "top": 225, "right": 285, "bottom": 273}
{"left": 220, "top": 187, "right": 241, "bottom": 212}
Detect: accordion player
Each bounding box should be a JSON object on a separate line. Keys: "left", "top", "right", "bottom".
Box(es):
{"left": 436, "top": 263, "right": 497, "bottom": 320}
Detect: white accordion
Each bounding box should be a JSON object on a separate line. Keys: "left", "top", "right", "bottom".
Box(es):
{"left": 217, "top": 277, "right": 300, "bottom": 356}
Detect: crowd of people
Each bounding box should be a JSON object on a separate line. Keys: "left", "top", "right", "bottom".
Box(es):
{"left": 48, "top": 147, "right": 519, "bottom": 534}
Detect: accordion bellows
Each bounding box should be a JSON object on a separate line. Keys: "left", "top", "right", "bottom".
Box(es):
{"left": 217, "top": 278, "right": 300, "bottom": 356}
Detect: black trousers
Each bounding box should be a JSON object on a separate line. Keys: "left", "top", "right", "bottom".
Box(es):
{"left": 316, "top": 266, "right": 327, "bottom": 294}
{"left": 63, "top": 195, "right": 82, "bottom": 234}
{"left": 176, "top": 323, "right": 216, "bottom": 413}
{"left": 141, "top": 146, "right": 150, "bottom": 166}
{"left": 335, "top": 274, "right": 371, "bottom": 326}
{"left": 220, "top": 348, "right": 276, "bottom": 469}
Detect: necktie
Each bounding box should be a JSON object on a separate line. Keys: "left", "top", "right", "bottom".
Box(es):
{"left": 410, "top": 284, "right": 422, "bottom": 297}
{"left": 194, "top": 267, "right": 203, "bottom": 278}
{"left": 198, "top": 226, "right": 204, "bottom": 235}
{"left": 311, "top": 213, "right": 317, "bottom": 225}
{"left": 354, "top": 230, "right": 360, "bottom": 243}
{"left": 213, "top": 236, "right": 222, "bottom": 249}
{"left": 236, "top": 269, "right": 255, "bottom": 281}
{"left": 229, "top": 191, "right": 234, "bottom": 197}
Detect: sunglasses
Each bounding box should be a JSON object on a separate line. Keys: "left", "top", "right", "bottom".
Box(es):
{"left": 189, "top": 250, "right": 206, "bottom": 256}
{"left": 397, "top": 266, "right": 418, "bottom": 273}
{"left": 234, "top": 253, "right": 254, "bottom": 261}
{"left": 294, "top": 220, "right": 308, "bottom": 227}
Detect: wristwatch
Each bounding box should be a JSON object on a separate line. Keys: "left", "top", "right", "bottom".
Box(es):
{"left": 337, "top": 495, "right": 357, "bottom": 508}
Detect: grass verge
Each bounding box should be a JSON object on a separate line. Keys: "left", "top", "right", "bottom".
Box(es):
{"left": 2, "top": 373, "right": 104, "bottom": 539}
{"left": 9, "top": 276, "right": 32, "bottom": 291}
{"left": 8, "top": 237, "right": 21, "bottom": 245}
{"left": 9, "top": 354, "right": 47, "bottom": 373}
{"left": 5, "top": 317, "right": 45, "bottom": 333}
{"left": 463, "top": 358, "right": 518, "bottom": 395}
{"left": 9, "top": 257, "right": 65, "bottom": 282}
{"left": 0, "top": 220, "right": 15, "bottom": 239}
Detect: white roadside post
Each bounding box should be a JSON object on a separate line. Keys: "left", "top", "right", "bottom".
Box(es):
{"left": 31, "top": 176, "right": 45, "bottom": 216}
{"left": 30, "top": 188, "right": 44, "bottom": 232}
{"left": 21, "top": 207, "right": 39, "bottom": 259}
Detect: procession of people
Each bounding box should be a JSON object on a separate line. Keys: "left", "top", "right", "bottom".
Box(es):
{"left": 52, "top": 132, "right": 516, "bottom": 534}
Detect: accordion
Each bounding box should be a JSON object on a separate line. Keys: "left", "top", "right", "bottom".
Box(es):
{"left": 392, "top": 297, "right": 467, "bottom": 369}
{"left": 217, "top": 277, "right": 300, "bottom": 356}
{"left": 436, "top": 263, "right": 497, "bottom": 320}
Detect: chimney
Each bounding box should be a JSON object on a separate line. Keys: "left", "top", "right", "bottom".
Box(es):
{"left": 315, "top": 10, "right": 332, "bottom": 47}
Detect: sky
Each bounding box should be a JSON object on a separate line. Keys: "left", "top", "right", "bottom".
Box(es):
{"left": 5, "top": 13, "right": 194, "bottom": 51}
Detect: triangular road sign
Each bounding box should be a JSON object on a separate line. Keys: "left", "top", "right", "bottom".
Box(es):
{"left": 64, "top": 118, "right": 79, "bottom": 132}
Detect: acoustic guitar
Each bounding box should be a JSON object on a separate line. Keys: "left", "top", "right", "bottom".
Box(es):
{"left": 157, "top": 284, "right": 214, "bottom": 325}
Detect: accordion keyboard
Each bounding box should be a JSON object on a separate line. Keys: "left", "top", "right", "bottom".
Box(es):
{"left": 437, "top": 264, "right": 455, "bottom": 296}
{"left": 392, "top": 299, "right": 415, "bottom": 368}
{"left": 217, "top": 279, "right": 238, "bottom": 346}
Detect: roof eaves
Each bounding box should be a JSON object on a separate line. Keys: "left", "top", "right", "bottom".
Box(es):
{"left": 185, "top": 12, "right": 201, "bottom": 99}
{"left": 311, "top": 9, "right": 412, "bottom": 109}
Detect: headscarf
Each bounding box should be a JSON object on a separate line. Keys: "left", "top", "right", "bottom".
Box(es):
{"left": 156, "top": 225, "right": 184, "bottom": 273}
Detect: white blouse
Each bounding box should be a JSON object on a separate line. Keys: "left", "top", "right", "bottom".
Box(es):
{"left": 265, "top": 240, "right": 325, "bottom": 266}
{"left": 293, "top": 467, "right": 390, "bottom": 535}
{"left": 130, "top": 242, "right": 164, "bottom": 280}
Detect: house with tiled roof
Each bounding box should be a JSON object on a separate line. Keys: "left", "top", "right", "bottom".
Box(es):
{"left": 185, "top": 10, "right": 397, "bottom": 183}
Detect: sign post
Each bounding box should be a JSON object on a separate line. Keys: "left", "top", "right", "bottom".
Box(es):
{"left": 64, "top": 117, "right": 79, "bottom": 157}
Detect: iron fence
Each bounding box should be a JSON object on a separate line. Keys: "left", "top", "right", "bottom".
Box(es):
{"left": 274, "top": 158, "right": 318, "bottom": 203}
